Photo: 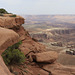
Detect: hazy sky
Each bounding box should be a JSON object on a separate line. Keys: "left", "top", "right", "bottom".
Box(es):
{"left": 0, "top": 0, "right": 75, "bottom": 15}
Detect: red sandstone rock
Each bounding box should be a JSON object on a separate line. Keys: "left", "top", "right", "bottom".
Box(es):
{"left": 0, "top": 16, "right": 24, "bottom": 28}
{"left": 0, "top": 27, "right": 19, "bottom": 54}
{"left": 32, "top": 51, "right": 58, "bottom": 63}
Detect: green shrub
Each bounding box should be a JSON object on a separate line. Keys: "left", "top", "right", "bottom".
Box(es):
{"left": 10, "top": 14, "right": 16, "bottom": 17}
{"left": 0, "top": 8, "right": 17, "bottom": 17}
{"left": 0, "top": 8, "right": 8, "bottom": 14}
{"left": 2, "top": 41, "right": 25, "bottom": 65}
{"left": 0, "top": 13, "right": 3, "bottom": 16}
{"left": 9, "top": 41, "right": 22, "bottom": 49}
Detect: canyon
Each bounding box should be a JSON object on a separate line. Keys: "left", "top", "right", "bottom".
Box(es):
{"left": 23, "top": 15, "right": 75, "bottom": 45}
{"left": 23, "top": 15, "right": 75, "bottom": 74}
{"left": 0, "top": 14, "right": 75, "bottom": 75}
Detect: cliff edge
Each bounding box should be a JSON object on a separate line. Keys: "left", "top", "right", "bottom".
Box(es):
{"left": 0, "top": 14, "right": 46, "bottom": 75}
{"left": 0, "top": 14, "right": 75, "bottom": 75}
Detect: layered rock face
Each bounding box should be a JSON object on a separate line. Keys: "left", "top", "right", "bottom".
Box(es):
{"left": 31, "top": 28, "right": 75, "bottom": 44}
{"left": 50, "top": 29, "right": 75, "bottom": 35}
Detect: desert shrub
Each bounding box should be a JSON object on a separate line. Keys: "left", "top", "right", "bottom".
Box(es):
{"left": 0, "top": 13, "right": 3, "bottom": 16}
{"left": 0, "top": 8, "right": 17, "bottom": 17}
{"left": 0, "top": 8, "right": 8, "bottom": 14}
{"left": 9, "top": 41, "right": 22, "bottom": 49}
{"left": 2, "top": 41, "right": 25, "bottom": 65}
{"left": 10, "top": 14, "right": 16, "bottom": 17}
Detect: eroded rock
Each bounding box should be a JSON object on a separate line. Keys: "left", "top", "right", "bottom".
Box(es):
{"left": 0, "top": 16, "right": 24, "bottom": 28}
{"left": 0, "top": 27, "right": 19, "bottom": 54}
{"left": 32, "top": 51, "right": 58, "bottom": 63}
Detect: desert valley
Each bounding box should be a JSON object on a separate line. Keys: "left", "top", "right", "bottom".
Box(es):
{"left": 0, "top": 8, "right": 75, "bottom": 75}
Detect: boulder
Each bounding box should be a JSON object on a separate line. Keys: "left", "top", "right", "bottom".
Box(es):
{"left": 0, "top": 27, "right": 19, "bottom": 54}
{"left": 32, "top": 51, "right": 58, "bottom": 63}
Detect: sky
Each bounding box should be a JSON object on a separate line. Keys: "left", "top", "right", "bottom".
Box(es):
{"left": 0, "top": 0, "right": 75, "bottom": 15}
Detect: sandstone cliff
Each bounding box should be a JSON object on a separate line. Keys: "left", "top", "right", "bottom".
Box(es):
{"left": 0, "top": 14, "right": 46, "bottom": 75}
{"left": 0, "top": 15, "right": 24, "bottom": 75}
{"left": 0, "top": 27, "right": 19, "bottom": 54}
